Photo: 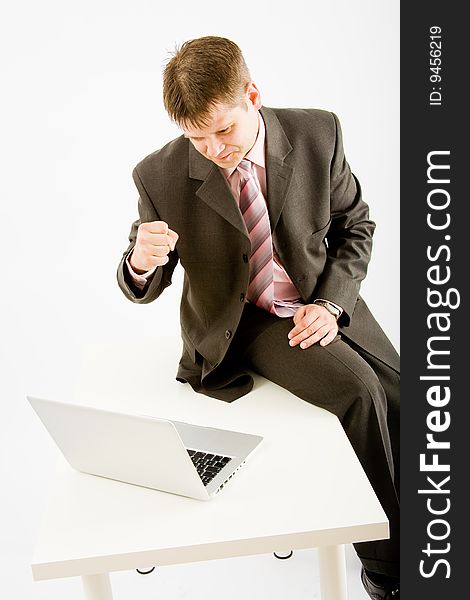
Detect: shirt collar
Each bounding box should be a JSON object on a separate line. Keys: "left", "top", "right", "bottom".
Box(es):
{"left": 222, "top": 111, "right": 266, "bottom": 178}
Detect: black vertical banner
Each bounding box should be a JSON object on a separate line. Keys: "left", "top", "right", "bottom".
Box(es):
{"left": 401, "top": 3, "right": 468, "bottom": 598}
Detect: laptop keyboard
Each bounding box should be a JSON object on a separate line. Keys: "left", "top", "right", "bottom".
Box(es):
{"left": 186, "top": 449, "right": 232, "bottom": 486}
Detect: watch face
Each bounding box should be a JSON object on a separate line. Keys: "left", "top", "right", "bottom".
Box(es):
{"left": 316, "top": 301, "right": 339, "bottom": 317}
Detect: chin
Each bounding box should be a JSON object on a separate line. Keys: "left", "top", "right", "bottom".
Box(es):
{"left": 224, "top": 157, "right": 241, "bottom": 168}
{"left": 228, "top": 151, "right": 243, "bottom": 163}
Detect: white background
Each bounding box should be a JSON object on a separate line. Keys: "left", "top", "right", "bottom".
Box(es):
{"left": 0, "top": 1, "right": 399, "bottom": 598}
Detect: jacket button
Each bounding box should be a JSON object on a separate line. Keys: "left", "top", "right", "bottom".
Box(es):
{"left": 225, "top": 330, "right": 232, "bottom": 339}
{"left": 242, "top": 253, "right": 248, "bottom": 263}
{"left": 240, "top": 293, "right": 245, "bottom": 302}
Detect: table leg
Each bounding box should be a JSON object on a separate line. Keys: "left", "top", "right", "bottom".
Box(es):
{"left": 82, "top": 573, "right": 113, "bottom": 600}
{"left": 318, "top": 545, "right": 348, "bottom": 600}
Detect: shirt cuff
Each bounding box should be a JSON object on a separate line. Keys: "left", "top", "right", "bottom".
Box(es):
{"left": 125, "top": 251, "right": 157, "bottom": 291}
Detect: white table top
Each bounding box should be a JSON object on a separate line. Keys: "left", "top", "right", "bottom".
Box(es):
{"left": 31, "top": 338, "right": 388, "bottom": 581}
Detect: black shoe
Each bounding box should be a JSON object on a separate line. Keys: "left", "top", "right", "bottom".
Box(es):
{"left": 361, "top": 568, "right": 399, "bottom": 599}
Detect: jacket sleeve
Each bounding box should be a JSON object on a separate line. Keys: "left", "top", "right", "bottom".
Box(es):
{"left": 116, "top": 166, "right": 179, "bottom": 304}
{"left": 313, "top": 112, "right": 376, "bottom": 326}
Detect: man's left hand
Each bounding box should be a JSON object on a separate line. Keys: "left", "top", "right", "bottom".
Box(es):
{"left": 288, "top": 304, "right": 339, "bottom": 349}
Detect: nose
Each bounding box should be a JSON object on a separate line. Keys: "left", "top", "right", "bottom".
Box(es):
{"left": 206, "top": 138, "right": 225, "bottom": 159}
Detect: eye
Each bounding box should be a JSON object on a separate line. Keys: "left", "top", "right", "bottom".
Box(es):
{"left": 219, "top": 126, "right": 232, "bottom": 134}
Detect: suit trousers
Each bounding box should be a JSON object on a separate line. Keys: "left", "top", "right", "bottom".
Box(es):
{"left": 200, "top": 302, "right": 400, "bottom": 578}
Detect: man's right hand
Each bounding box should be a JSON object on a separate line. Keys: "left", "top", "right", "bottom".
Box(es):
{"left": 129, "top": 221, "right": 179, "bottom": 274}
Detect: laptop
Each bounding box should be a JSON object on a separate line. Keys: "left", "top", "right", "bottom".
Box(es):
{"left": 27, "top": 396, "right": 263, "bottom": 501}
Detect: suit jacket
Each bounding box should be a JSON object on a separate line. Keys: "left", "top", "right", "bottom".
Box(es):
{"left": 117, "top": 107, "right": 399, "bottom": 400}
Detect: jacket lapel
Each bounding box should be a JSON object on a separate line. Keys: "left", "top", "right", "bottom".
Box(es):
{"left": 260, "top": 106, "right": 294, "bottom": 233}
{"left": 187, "top": 106, "right": 294, "bottom": 237}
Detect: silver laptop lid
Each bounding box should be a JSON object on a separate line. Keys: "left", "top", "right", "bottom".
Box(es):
{"left": 28, "top": 396, "right": 211, "bottom": 500}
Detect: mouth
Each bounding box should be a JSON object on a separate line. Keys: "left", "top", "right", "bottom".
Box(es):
{"left": 218, "top": 151, "right": 236, "bottom": 160}
{"left": 206, "top": 151, "right": 238, "bottom": 164}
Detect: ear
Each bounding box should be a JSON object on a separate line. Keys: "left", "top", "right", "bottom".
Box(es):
{"left": 245, "top": 81, "right": 262, "bottom": 110}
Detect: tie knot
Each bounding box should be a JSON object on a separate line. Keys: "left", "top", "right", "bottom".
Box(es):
{"left": 237, "top": 159, "right": 254, "bottom": 187}
{"left": 238, "top": 158, "right": 254, "bottom": 175}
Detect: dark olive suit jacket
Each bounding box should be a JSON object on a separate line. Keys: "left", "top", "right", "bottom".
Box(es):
{"left": 117, "top": 106, "right": 399, "bottom": 400}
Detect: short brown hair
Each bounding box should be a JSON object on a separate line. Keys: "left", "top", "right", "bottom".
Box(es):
{"left": 162, "top": 36, "right": 251, "bottom": 129}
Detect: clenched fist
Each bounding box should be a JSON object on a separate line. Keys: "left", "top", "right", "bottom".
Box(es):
{"left": 129, "top": 221, "right": 179, "bottom": 274}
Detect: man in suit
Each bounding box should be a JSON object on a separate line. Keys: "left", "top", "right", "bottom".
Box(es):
{"left": 117, "top": 36, "right": 400, "bottom": 598}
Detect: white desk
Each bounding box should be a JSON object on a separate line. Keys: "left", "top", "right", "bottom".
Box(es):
{"left": 30, "top": 339, "right": 388, "bottom": 600}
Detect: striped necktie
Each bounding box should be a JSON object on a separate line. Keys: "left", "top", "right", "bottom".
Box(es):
{"left": 237, "top": 158, "right": 275, "bottom": 313}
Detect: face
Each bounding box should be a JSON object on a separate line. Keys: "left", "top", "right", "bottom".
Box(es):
{"left": 182, "top": 82, "right": 262, "bottom": 169}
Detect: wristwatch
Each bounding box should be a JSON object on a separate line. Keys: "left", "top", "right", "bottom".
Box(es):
{"left": 313, "top": 299, "right": 342, "bottom": 320}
